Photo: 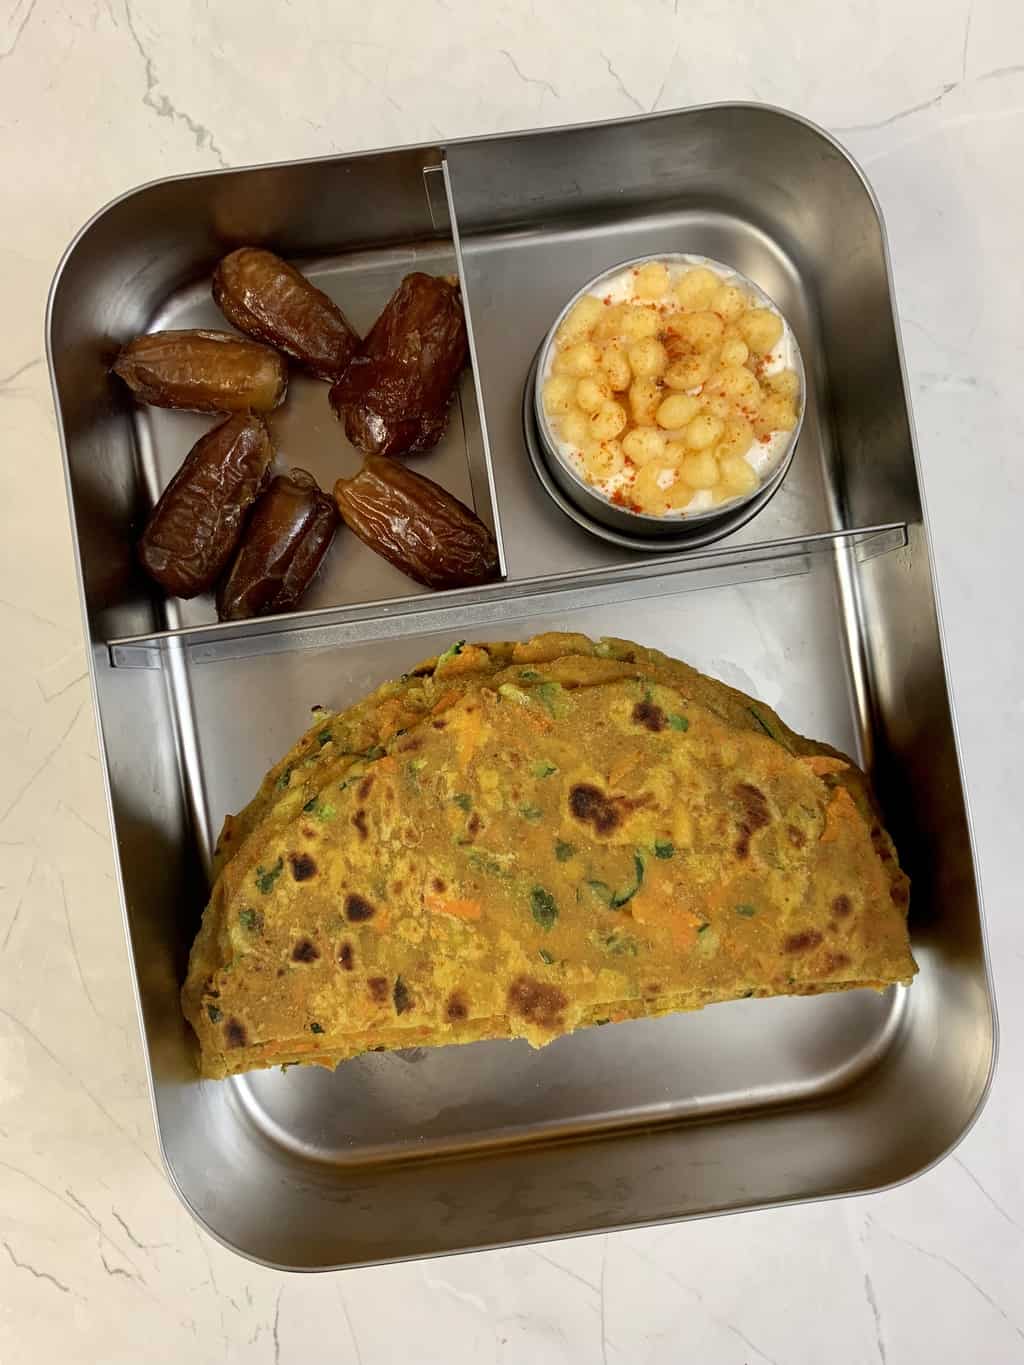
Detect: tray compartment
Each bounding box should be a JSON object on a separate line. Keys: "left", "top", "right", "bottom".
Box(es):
{"left": 149, "top": 565, "right": 982, "bottom": 1268}
{"left": 444, "top": 105, "right": 911, "bottom": 579}
{"left": 48, "top": 144, "right": 501, "bottom": 645}
{"left": 46, "top": 105, "right": 994, "bottom": 1270}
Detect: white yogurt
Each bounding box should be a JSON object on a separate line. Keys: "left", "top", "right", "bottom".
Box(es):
{"left": 539, "top": 254, "right": 801, "bottom": 518}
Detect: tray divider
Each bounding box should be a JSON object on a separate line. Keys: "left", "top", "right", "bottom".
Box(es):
{"left": 105, "top": 522, "right": 907, "bottom": 668}
{"left": 442, "top": 154, "right": 509, "bottom": 578}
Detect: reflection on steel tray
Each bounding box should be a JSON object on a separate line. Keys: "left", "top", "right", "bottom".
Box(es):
{"left": 46, "top": 102, "right": 994, "bottom": 1271}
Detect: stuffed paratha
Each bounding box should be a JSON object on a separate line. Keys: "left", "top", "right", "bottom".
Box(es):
{"left": 184, "top": 634, "right": 915, "bottom": 1078}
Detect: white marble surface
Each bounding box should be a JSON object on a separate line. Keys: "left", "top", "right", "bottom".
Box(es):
{"left": 2, "top": 1, "right": 1023, "bottom": 1360}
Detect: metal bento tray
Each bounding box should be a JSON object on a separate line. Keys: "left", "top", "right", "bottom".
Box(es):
{"left": 47, "top": 103, "right": 995, "bottom": 1271}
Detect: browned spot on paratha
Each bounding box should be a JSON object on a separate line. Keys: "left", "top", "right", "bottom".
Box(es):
{"left": 445, "top": 993, "right": 468, "bottom": 1021}
{"left": 508, "top": 976, "right": 568, "bottom": 1028}
{"left": 784, "top": 929, "right": 823, "bottom": 954}
{"left": 734, "top": 782, "right": 770, "bottom": 859}
{"left": 632, "top": 700, "right": 666, "bottom": 732}
{"left": 289, "top": 852, "right": 317, "bottom": 881}
{"left": 345, "top": 893, "right": 375, "bottom": 922}
{"left": 291, "top": 938, "right": 319, "bottom": 963}
{"left": 568, "top": 783, "right": 645, "bottom": 836}
{"left": 870, "top": 825, "right": 893, "bottom": 863}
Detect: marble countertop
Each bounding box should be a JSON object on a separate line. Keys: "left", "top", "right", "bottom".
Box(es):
{"left": 2, "top": 2, "right": 1022, "bottom": 1361}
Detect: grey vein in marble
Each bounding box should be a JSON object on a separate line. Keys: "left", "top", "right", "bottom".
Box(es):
{"left": 863, "top": 1271, "right": 888, "bottom": 1365}
{"left": 59, "top": 869, "right": 103, "bottom": 1026}
{"left": 601, "top": 51, "right": 644, "bottom": 113}
{"left": 123, "top": 0, "right": 228, "bottom": 167}
{"left": 0, "top": 356, "right": 41, "bottom": 390}
{"left": 837, "top": 81, "right": 959, "bottom": 133}
{"left": 953, "top": 1157, "right": 1024, "bottom": 1234}
{"left": 0, "top": 0, "right": 37, "bottom": 61}
{"left": 499, "top": 48, "right": 559, "bottom": 99}
{"left": 873, "top": 1220, "right": 1024, "bottom": 1345}
{"left": 337, "top": 1283, "right": 366, "bottom": 1365}
{"left": 0, "top": 698, "right": 87, "bottom": 829}
{"left": 3, "top": 1240, "right": 71, "bottom": 1296}
{"left": 2, "top": 857, "right": 35, "bottom": 951}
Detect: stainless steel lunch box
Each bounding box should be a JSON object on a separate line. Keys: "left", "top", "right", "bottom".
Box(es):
{"left": 47, "top": 103, "right": 995, "bottom": 1270}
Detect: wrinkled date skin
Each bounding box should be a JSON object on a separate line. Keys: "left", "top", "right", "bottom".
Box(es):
{"left": 113, "top": 329, "right": 288, "bottom": 414}
{"left": 328, "top": 273, "right": 468, "bottom": 457}
{"left": 212, "top": 248, "right": 360, "bottom": 381}
{"left": 333, "top": 456, "right": 498, "bottom": 590}
{"left": 138, "top": 413, "right": 274, "bottom": 597}
{"left": 217, "top": 469, "right": 339, "bottom": 621}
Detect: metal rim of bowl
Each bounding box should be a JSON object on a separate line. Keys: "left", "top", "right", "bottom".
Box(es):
{"left": 523, "top": 350, "right": 796, "bottom": 552}
{"left": 531, "top": 252, "right": 806, "bottom": 543}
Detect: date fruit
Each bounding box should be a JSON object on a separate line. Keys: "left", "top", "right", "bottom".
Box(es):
{"left": 217, "top": 469, "right": 339, "bottom": 621}
{"left": 138, "top": 413, "right": 274, "bottom": 597}
{"left": 329, "top": 273, "right": 467, "bottom": 457}
{"left": 212, "top": 247, "right": 360, "bottom": 381}
{"left": 333, "top": 456, "right": 498, "bottom": 590}
{"left": 113, "top": 329, "right": 287, "bottom": 414}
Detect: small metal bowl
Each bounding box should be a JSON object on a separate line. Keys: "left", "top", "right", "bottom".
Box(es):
{"left": 528, "top": 253, "right": 806, "bottom": 552}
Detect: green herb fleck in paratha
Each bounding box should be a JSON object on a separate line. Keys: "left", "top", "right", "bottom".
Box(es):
{"left": 530, "top": 887, "right": 558, "bottom": 930}
{"left": 583, "top": 879, "right": 613, "bottom": 906}
{"left": 600, "top": 931, "right": 639, "bottom": 956}
{"left": 255, "top": 858, "right": 283, "bottom": 894}
{"left": 437, "top": 640, "right": 465, "bottom": 667}
{"left": 748, "top": 707, "right": 776, "bottom": 740}
{"left": 535, "top": 682, "right": 564, "bottom": 716}
{"left": 498, "top": 683, "right": 531, "bottom": 706}
{"left": 467, "top": 850, "right": 510, "bottom": 877}
{"left": 611, "top": 853, "right": 645, "bottom": 909}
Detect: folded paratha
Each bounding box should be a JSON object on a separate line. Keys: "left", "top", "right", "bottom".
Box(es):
{"left": 184, "top": 634, "right": 915, "bottom": 1078}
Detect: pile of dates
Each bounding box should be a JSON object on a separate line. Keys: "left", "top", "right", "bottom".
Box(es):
{"left": 115, "top": 249, "right": 498, "bottom": 621}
